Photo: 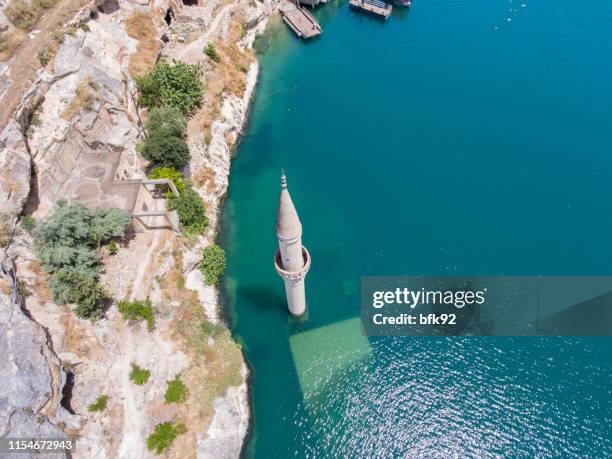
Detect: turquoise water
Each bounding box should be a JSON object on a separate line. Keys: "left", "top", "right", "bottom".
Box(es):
{"left": 221, "top": 0, "right": 612, "bottom": 456}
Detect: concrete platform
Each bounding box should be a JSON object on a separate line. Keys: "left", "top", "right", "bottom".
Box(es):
{"left": 280, "top": 2, "right": 322, "bottom": 39}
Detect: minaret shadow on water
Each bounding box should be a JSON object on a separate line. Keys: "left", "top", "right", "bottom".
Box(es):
{"left": 274, "top": 171, "right": 311, "bottom": 317}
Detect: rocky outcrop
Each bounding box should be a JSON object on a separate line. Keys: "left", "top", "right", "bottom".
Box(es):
{"left": 0, "top": 121, "right": 30, "bottom": 219}
{"left": 0, "top": 0, "right": 276, "bottom": 455}
{"left": 0, "top": 259, "right": 72, "bottom": 440}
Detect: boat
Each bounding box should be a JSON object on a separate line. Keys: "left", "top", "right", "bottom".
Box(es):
{"left": 349, "top": 0, "right": 392, "bottom": 20}
{"left": 393, "top": 0, "right": 410, "bottom": 7}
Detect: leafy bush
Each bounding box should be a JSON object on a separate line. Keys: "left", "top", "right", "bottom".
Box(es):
{"left": 164, "top": 375, "right": 188, "bottom": 404}
{"left": 129, "top": 363, "right": 151, "bottom": 385}
{"left": 88, "top": 394, "right": 108, "bottom": 412}
{"left": 167, "top": 187, "right": 208, "bottom": 235}
{"left": 149, "top": 167, "right": 186, "bottom": 195}
{"left": 136, "top": 60, "right": 203, "bottom": 116}
{"left": 203, "top": 44, "right": 220, "bottom": 63}
{"left": 33, "top": 201, "right": 130, "bottom": 320}
{"left": 145, "top": 106, "right": 186, "bottom": 138}
{"left": 198, "top": 244, "right": 226, "bottom": 286}
{"left": 117, "top": 298, "right": 155, "bottom": 331}
{"left": 140, "top": 132, "right": 190, "bottom": 169}
{"left": 147, "top": 420, "right": 187, "bottom": 454}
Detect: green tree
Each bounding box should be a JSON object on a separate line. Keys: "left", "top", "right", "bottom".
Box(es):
{"left": 33, "top": 201, "right": 130, "bottom": 320}
{"left": 167, "top": 186, "right": 208, "bottom": 235}
{"left": 145, "top": 106, "right": 186, "bottom": 138}
{"left": 48, "top": 273, "right": 109, "bottom": 319}
{"left": 136, "top": 60, "right": 203, "bottom": 116}
{"left": 140, "top": 132, "right": 190, "bottom": 169}
{"left": 198, "top": 244, "right": 226, "bottom": 286}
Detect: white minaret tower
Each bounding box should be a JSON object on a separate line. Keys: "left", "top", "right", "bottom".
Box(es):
{"left": 274, "top": 171, "right": 311, "bottom": 316}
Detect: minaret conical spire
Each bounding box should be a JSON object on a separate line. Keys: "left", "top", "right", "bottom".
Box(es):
{"left": 276, "top": 171, "right": 302, "bottom": 241}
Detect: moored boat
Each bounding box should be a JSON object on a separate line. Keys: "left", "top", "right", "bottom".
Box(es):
{"left": 349, "top": 0, "right": 392, "bottom": 20}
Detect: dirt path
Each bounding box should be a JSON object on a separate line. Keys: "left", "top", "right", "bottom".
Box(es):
{"left": 0, "top": 0, "right": 88, "bottom": 130}
{"left": 116, "top": 327, "right": 147, "bottom": 459}
{"left": 114, "top": 229, "right": 164, "bottom": 457}
{"left": 173, "top": 3, "right": 236, "bottom": 63}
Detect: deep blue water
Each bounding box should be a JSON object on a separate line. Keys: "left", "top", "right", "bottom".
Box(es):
{"left": 221, "top": 0, "right": 612, "bottom": 456}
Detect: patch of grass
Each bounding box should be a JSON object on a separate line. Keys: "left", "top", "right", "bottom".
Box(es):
{"left": 193, "top": 13, "right": 254, "bottom": 141}
{"left": 147, "top": 420, "right": 187, "bottom": 454}
{"left": 0, "top": 30, "right": 26, "bottom": 61}
{"left": 4, "top": 0, "right": 58, "bottom": 31}
{"left": 33, "top": 0, "right": 57, "bottom": 9}
{"left": 5, "top": 0, "right": 41, "bottom": 30}
{"left": 126, "top": 12, "right": 160, "bottom": 77}
{"left": 173, "top": 298, "right": 244, "bottom": 423}
{"left": 0, "top": 216, "right": 11, "bottom": 248}
{"left": 129, "top": 363, "right": 150, "bottom": 385}
{"left": 203, "top": 44, "right": 221, "bottom": 63}
{"left": 117, "top": 298, "right": 155, "bottom": 331}
{"left": 37, "top": 49, "right": 49, "bottom": 66}
{"left": 87, "top": 394, "right": 108, "bottom": 412}
{"left": 62, "top": 77, "right": 97, "bottom": 120}
{"left": 164, "top": 375, "right": 188, "bottom": 404}
{"left": 200, "top": 319, "right": 224, "bottom": 338}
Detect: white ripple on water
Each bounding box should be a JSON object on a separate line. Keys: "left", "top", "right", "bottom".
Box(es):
{"left": 289, "top": 337, "right": 612, "bottom": 457}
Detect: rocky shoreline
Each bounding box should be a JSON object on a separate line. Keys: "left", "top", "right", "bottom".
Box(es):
{"left": 0, "top": 0, "right": 279, "bottom": 455}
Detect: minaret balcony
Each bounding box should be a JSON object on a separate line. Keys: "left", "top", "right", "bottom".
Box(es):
{"left": 274, "top": 247, "right": 311, "bottom": 281}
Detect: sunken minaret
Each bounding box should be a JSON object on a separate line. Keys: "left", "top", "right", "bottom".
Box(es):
{"left": 274, "top": 171, "right": 311, "bottom": 316}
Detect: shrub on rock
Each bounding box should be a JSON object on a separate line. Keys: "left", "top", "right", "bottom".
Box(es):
{"left": 198, "top": 244, "right": 226, "bottom": 286}
{"left": 136, "top": 60, "right": 203, "bottom": 116}
{"left": 167, "top": 186, "right": 208, "bottom": 235}
{"left": 147, "top": 420, "right": 187, "bottom": 454}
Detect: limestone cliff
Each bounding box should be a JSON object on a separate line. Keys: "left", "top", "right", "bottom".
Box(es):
{"left": 0, "top": 0, "right": 276, "bottom": 455}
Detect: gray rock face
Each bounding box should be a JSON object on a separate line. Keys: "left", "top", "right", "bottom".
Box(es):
{"left": 0, "top": 120, "right": 31, "bottom": 218}
{"left": 0, "top": 260, "right": 68, "bottom": 441}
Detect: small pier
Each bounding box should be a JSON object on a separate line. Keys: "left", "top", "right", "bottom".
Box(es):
{"left": 349, "top": 0, "right": 392, "bottom": 20}
{"left": 280, "top": 2, "right": 322, "bottom": 39}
